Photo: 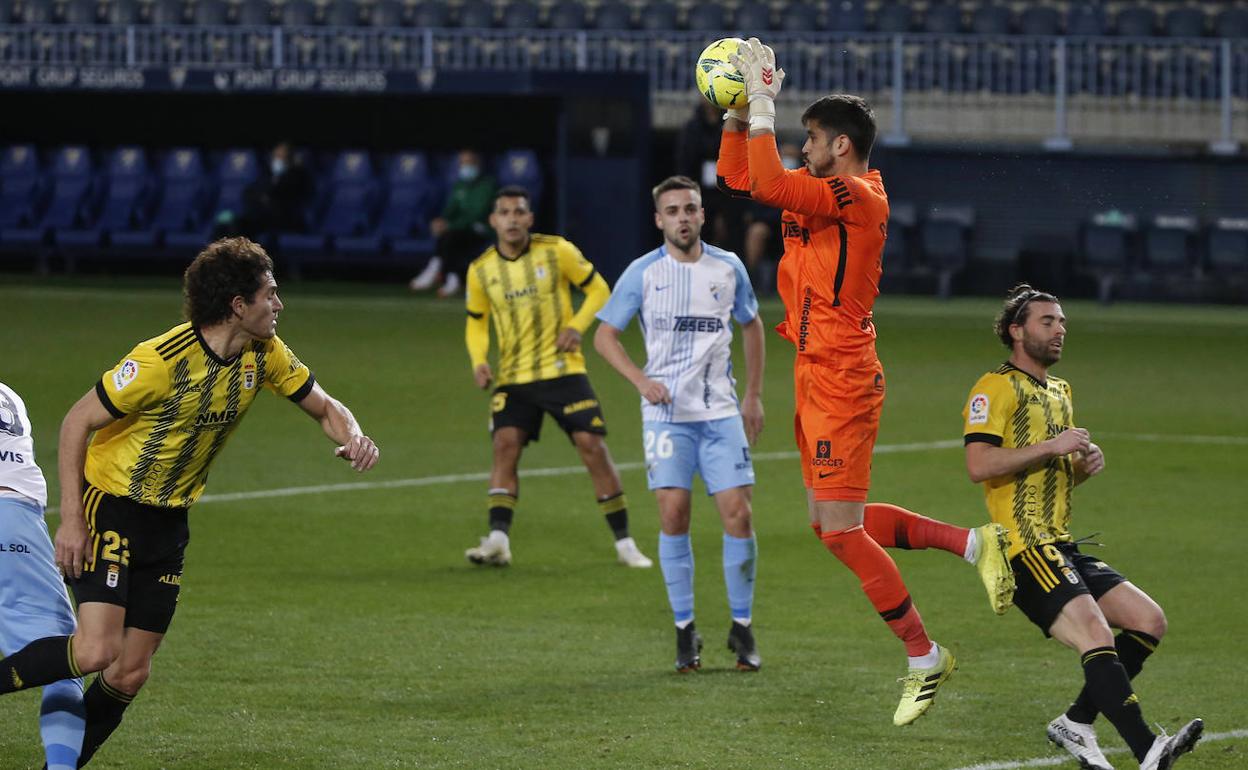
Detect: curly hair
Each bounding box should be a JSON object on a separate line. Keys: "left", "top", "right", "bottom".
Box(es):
{"left": 183, "top": 237, "right": 274, "bottom": 328}
{"left": 993, "top": 283, "right": 1059, "bottom": 348}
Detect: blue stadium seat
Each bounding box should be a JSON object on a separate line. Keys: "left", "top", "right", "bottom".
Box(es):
{"left": 593, "top": 1, "right": 631, "bottom": 30}
{"left": 0, "top": 145, "right": 42, "bottom": 232}
{"left": 638, "top": 0, "right": 677, "bottom": 32}
{"left": 235, "top": 0, "right": 271, "bottom": 25}
{"left": 874, "top": 3, "right": 911, "bottom": 34}
{"left": 19, "top": 0, "right": 54, "bottom": 23}
{"left": 734, "top": 3, "right": 771, "bottom": 33}
{"left": 1079, "top": 212, "right": 1136, "bottom": 304}
{"left": 546, "top": 0, "right": 584, "bottom": 30}
{"left": 57, "top": 146, "right": 151, "bottom": 255}
{"left": 102, "top": 0, "right": 141, "bottom": 23}
{"left": 113, "top": 148, "right": 208, "bottom": 252}
{"left": 825, "top": 0, "right": 866, "bottom": 33}
{"left": 456, "top": 0, "right": 493, "bottom": 28}
{"left": 279, "top": 150, "right": 377, "bottom": 260}
{"left": 3, "top": 147, "right": 94, "bottom": 254}
{"left": 62, "top": 0, "right": 100, "bottom": 24}
{"left": 280, "top": 0, "right": 316, "bottom": 26}
{"left": 324, "top": 0, "right": 360, "bottom": 26}
{"left": 1142, "top": 214, "right": 1198, "bottom": 275}
{"left": 411, "top": 0, "right": 448, "bottom": 26}
{"left": 369, "top": 0, "right": 406, "bottom": 26}
{"left": 167, "top": 148, "right": 258, "bottom": 252}
{"left": 971, "top": 4, "right": 1010, "bottom": 35}
{"left": 1214, "top": 8, "right": 1248, "bottom": 38}
{"left": 1164, "top": 7, "right": 1205, "bottom": 39}
{"left": 0, "top": 0, "right": 13, "bottom": 23}
{"left": 495, "top": 149, "right": 542, "bottom": 206}
{"left": 501, "top": 0, "right": 538, "bottom": 30}
{"left": 1018, "top": 6, "right": 1059, "bottom": 36}
{"left": 685, "top": 4, "right": 725, "bottom": 32}
{"left": 192, "top": 0, "right": 227, "bottom": 24}
{"left": 148, "top": 0, "right": 186, "bottom": 24}
{"left": 920, "top": 203, "right": 973, "bottom": 298}
{"left": 882, "top": 200, "right": 916, "bottom": 277}
{"left": 1115, "top": 6, "right": 1156, "bottom": 38}
{"left": 778, "top": 2, "right": 817, "bottom": 33}
{"left": 923, "top": 3, "right": 962, "bottom": 34}
{"left": 336, "top": 151, "right": 436, "bottom": 257}
{"left": 1207, "top": 218, "right": 1248, "bottom": 276}
{"left": 1066, "top": 4, "right": 1106, "bottom": 36}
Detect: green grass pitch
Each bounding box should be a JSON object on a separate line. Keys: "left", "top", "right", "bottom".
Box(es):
{"left": 1, "top": 278, "right": 1245, "bottom": 769}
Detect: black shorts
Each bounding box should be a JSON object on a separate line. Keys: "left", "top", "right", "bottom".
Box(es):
{"left": 490, "top": 374, "right": 607, "bottom": 445}
{"left": 1011, "top": 542, "right": 1127, "bottom": 637}
{"left": 65, "top": 485, "right": 189, "bottom": 634}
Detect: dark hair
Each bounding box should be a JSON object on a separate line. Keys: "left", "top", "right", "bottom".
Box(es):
{"left": 801, "top": 94, "right": 877, "bottom": 161}
{"left": 994, "top": 283, "right": 1059, "bottom": 348}
{"left": 493, "top": 185, "right": 530, "bottom": 206}
{"left": 183, "top": 237, "right": 274, "bottom": 328}
{"left": 650, "top": 175, "right": 700, "bottom": 207}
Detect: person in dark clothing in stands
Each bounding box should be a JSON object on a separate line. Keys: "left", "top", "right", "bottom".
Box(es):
{"left": 231, "top": 142, "right": 314, "bottom": 239}
{"left": 409, "top": 148, "right": 497, "bottom": 298}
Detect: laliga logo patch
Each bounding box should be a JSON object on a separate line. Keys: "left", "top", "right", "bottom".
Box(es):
{"left": 968, "top": 393, "right": 989, "bottom": 425}
{"left": 243, "top": 363, "right": 256, "bottom": 390}
{"left": 113, "top": 359, "right": 140, "bottom": 392}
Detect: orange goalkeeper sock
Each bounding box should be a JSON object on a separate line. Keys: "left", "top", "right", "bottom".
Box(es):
{"left": 821, "top": 525, "right": 933, "bottom": 657}
{"left": 864, "top": 502, "right": 970, "bottom": 556}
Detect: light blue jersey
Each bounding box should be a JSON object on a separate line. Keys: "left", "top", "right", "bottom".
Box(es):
{"left": 597, "top": 242, "right": 758, "bottom": 423}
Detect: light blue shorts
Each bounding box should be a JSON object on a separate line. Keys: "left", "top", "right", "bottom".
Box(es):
{"left": 0, "top": 497, "right": 77, "bottom": 656}
{"left": 643, "top": 416, "right": 755, "bottom": 495}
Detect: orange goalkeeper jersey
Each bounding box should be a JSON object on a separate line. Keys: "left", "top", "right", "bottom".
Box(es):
{"left": 718, "top": 132, "right": 889, "bottom": 367}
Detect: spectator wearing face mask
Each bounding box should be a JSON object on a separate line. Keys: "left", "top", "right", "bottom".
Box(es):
{"left": 410, "top": 149, "right": 498, "bottom": 298}
{"left": 229, "top": 142, "right": 314, "bottom": 240}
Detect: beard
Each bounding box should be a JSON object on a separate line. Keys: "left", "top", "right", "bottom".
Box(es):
{"left": 669, "top": 229, "right": 698, "bottom": 251}
{"left": 1022, "top": 334, "right": 1061, "bottom": 366}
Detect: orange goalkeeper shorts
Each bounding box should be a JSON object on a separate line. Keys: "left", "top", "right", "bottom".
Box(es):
{"left": 793, "top": 358, "right": 885, "bottom": 502}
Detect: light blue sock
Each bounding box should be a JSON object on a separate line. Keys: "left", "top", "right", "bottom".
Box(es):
{"left": 40, "top": 677, "right": 85, "bottom": 770}
{"left": 658, "top": 532, "right": 695, "bottom": 625}
{"left": 723, "top": 533, "right": 757, "bottom": 623}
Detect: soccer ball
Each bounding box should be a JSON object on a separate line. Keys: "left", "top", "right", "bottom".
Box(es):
{"left": 695, "top": 38, "right": 746, "bottom": 109}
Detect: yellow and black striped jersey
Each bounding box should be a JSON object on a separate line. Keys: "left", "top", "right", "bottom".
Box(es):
{"left": 465, "top": 233, "right": 610, "bottom": 387}
{"left": 87, "top": 322, "right": 314, "bottom": 509}
{"left": 962, "top": 363, "right": 1075, "bottom": 559}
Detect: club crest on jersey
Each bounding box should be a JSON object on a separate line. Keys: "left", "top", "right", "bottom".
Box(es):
{"left": 968, "top": 393, "right": 989, "bottom": 425}
{"left": 243, "top": 363, "right": 256, "bottom": 390}
{"left": 107, "top": 564, "right": 120, "bottom": 588}
{"left": 535, "top": 266, "right": 546, "bottom": 280}
{"left": 113, "top": 359, "right": 140, "bottom": 392}
{"left": 709, "top": 281, "right": 726, "bottom": 301}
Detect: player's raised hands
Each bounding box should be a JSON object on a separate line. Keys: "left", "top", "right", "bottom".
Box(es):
{"left": 335, "top": 434, "right": 380, "bottom": 472}
{"left": 729, "top": 38, "right": 785, "bottom": 105}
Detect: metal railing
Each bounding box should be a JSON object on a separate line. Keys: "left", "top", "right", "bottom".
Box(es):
{"left": 0, "top": 25, "right": 1243, "bottom": 149}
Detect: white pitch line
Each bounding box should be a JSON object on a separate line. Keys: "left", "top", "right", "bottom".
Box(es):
{"left": 946, "top": 728, "right": 1248, "bottom": 770}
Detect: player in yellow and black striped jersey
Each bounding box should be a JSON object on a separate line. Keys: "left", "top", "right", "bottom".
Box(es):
{"left": 462, "top": 186, "right": 652, "bottom": 570}
{"left": 0, "top": 238, "right": 381, "bottom": 767}
{"left": 962, "top": 284, "right": 1202, "bottom": 770}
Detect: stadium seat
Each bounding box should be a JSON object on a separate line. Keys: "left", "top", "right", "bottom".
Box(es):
{"left": 495, "top": 149, "right": 542, "bottom": 207}
{"left": 1142, "top": 214, "right": 1198, "bottom": 275}
{"left": 882, "top": 200, "right": 917, "bottom": 278}
{"left": 18, "top": 0, "right": 54, "bottom": 23}
{"left": 1018, "top": 6, "right": 1059, "bottom": 36}
{"left": 61, "top": 0, "right": 100, "bottom": 24}
{"left": 1, "top": 146, "right": 93, "bottom": 255}
{"left": 1066, "top": 4, "right": 1105, "bottom": 36}
{"left": 1206, "top": 218, "right": 1248, "bottom": 277}
{"left": 777, "top": 2, "right": 817, "bottom": 33}
{"left": 825, "top": 0, "right": 866, "bottom": 33}
{"left": 638, "top": 0, "right": 677, "bottom": 32}
{"left": 1078, "top": 211, "right": 1136, "bottom": 304}
{"left": 501, "top": 0, "right": 538, "bottom": 30}
{"left": 1214, "top": 8, "right": 1248, "bottom": 38}
{"left": 336, "top": 151, "right": 436, "bottom": 258}
{"left": 0, "top": 0, "right": 12, "bottom": 23}
{"left": 593, "top": 1, "right": 632, "bottom": 30}
{"left": 1115, "top": 6, "right": 1156, "bottom": 38}
{"left": 920, "top": 203, "right": 973, "bottom": 298}
{"left": 235, "top": 0, "right": 272, "bottom": 25}
{"left": 0, "top": 145, "right": 42, "bottom": 233}
{"left": 923, "top": 3, "right": 962, "bottom": 35}
{"left": 112, "top": 148, "right": 208, "bottom": 253}
{"left": 324, "top": 0, "right": 360, "bottom": 27}
{"left": 685, "top": 4, "right": 725, "bottom": 32}
{"left": 546, "top": 0, "right": 583, "bottom": 30}
{"left": 1164, "top": 7, "right": 1206, "bottom": 39}
{"left": 56, "top": 146, "right": 151, "bottom": 257}
{"left": 279, "top": 150, "right": 377, "bottom": 263}
{"left": 192, "top": 0, "right": 228, "bottom": 24}
{"left": 456, "top": 0, "right": 494, "bottom": 28}
{"left": 280, "top": 0, "right": 316, "bottom": 26}
{"left": 369, "top": 0, "right": 407, "bottom": 27}
{"left": 971, "top": 4, "right": 1010, "bottom": 35}
{"left": 874, "top": 3, "right": 911, "bottom": 33}
{"left": 734, "top": 3, "right": 771, "bottom": 33}
{"left": 166, "top": 148, "right": 259, "bottom": 252}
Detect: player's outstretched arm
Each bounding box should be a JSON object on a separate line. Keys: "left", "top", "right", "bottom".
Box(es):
{"left": 55, "top": 390, "right": 117, "bottom": 578}
{"left": 295, "top": 382, "right": 380, "bottom": 472}
{"left": 739, "top": 315, "right": 765, "bottom": 444}
{"left": 965, "top": 427, "right": 1090, "bottom": 484}
{"left": 593, "top": 322, "right": 670, "bottom": 405}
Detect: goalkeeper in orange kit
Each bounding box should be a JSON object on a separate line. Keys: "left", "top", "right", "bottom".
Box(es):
{"left": 716, "top": 38, "right": 1014, "bottom": 725}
